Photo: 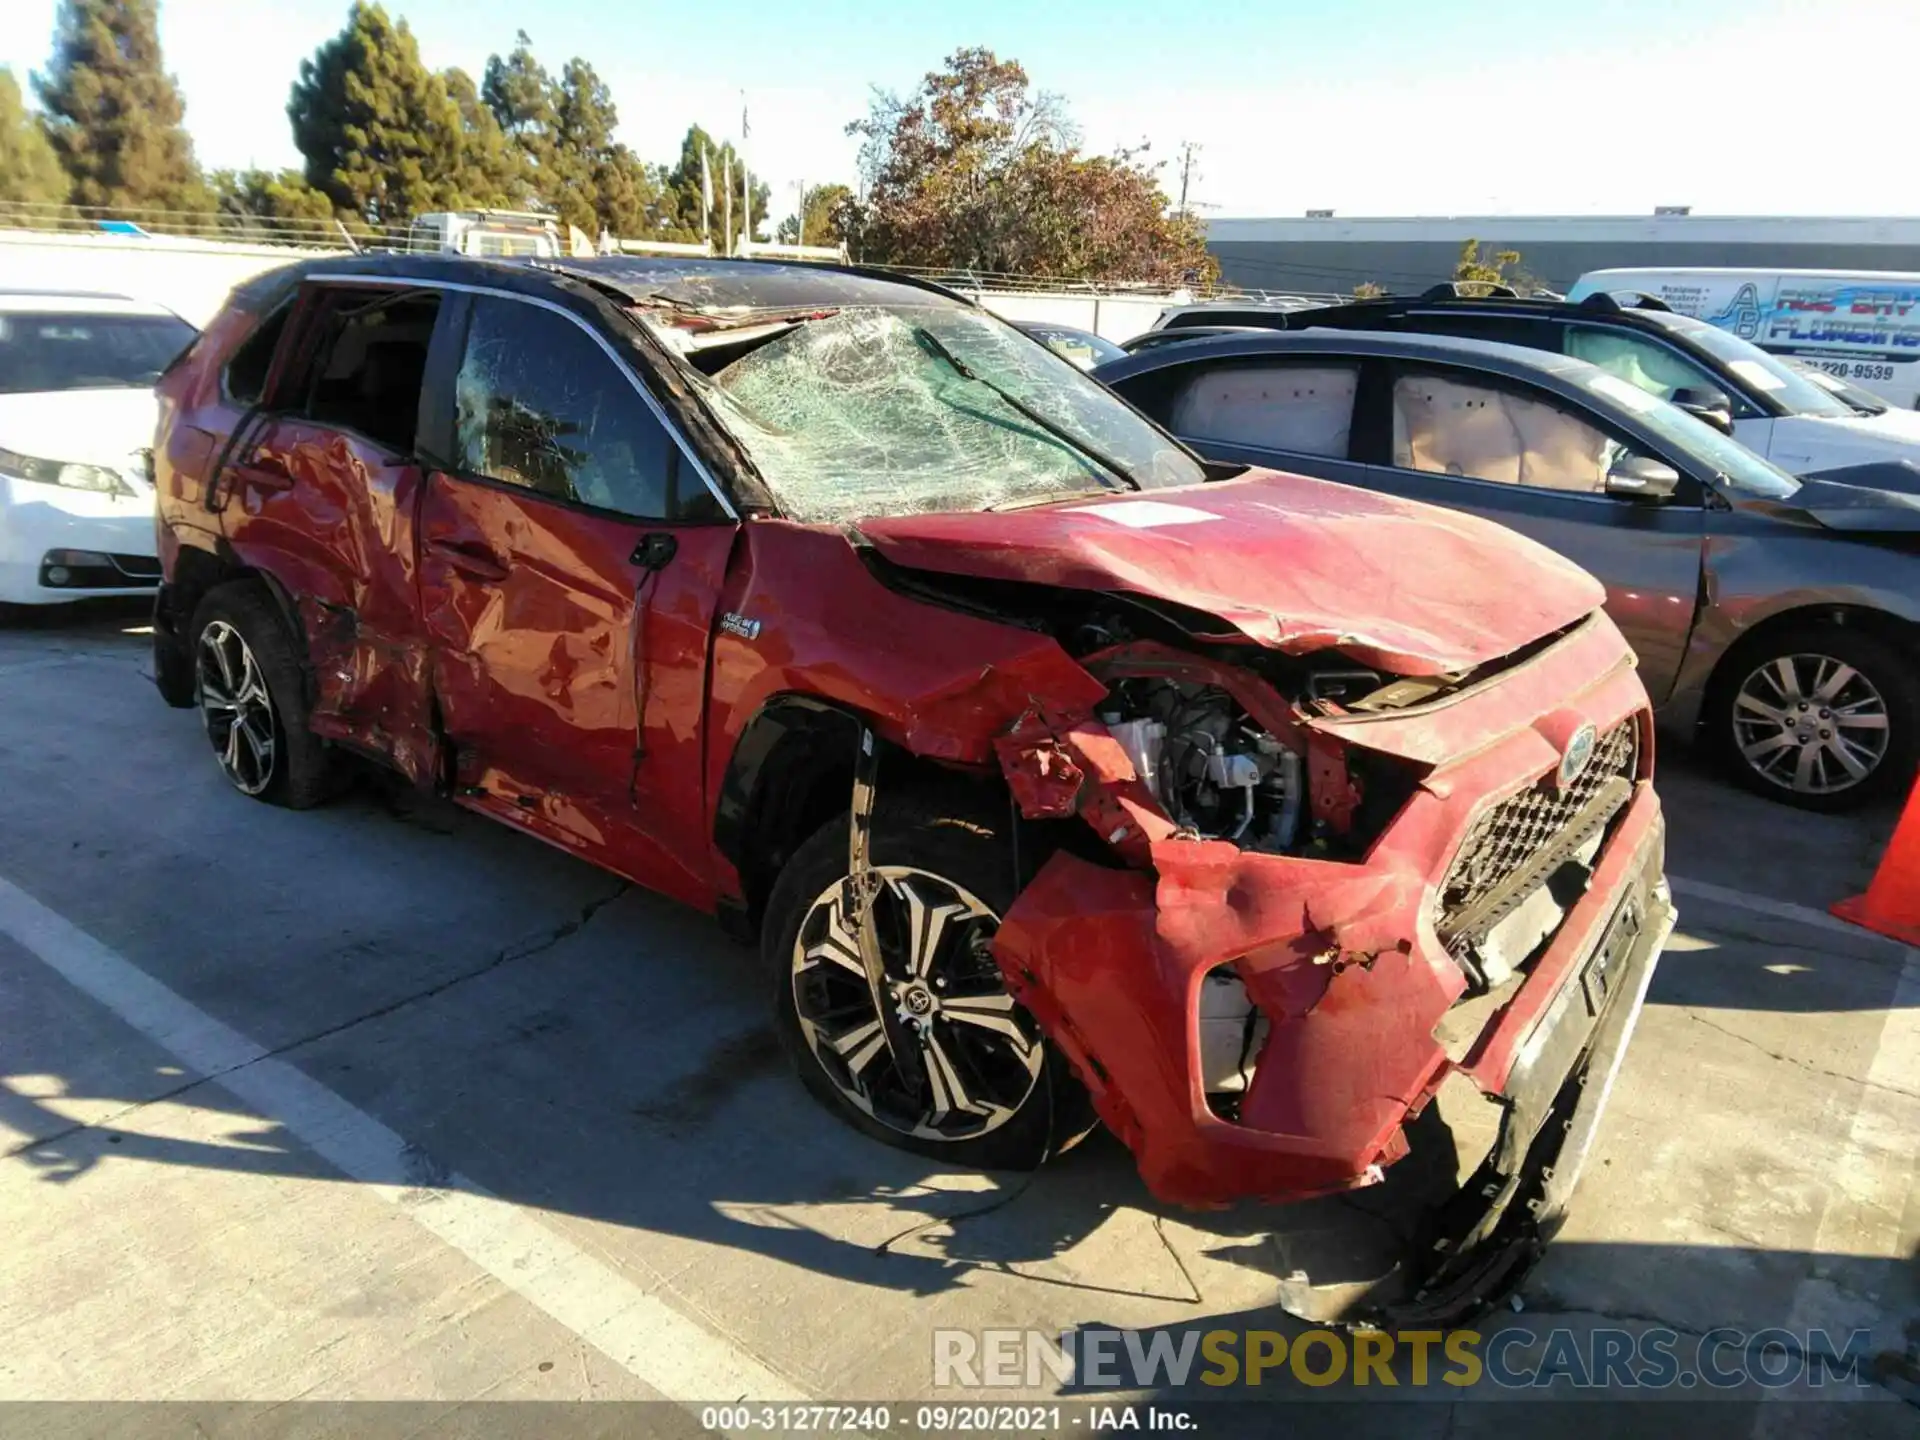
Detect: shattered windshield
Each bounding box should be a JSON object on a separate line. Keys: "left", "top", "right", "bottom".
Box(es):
{"left": 668, "top": 305, "right": 1204, "bottom": 522}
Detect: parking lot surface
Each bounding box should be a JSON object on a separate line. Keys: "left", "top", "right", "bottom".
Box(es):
{"left": 1, "top": 601, "right": 1916, "bottom": 1435}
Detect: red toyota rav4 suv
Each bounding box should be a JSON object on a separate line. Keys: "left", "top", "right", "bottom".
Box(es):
{"left": 152, "top": 256, "right": 1672, "bottom": 1316}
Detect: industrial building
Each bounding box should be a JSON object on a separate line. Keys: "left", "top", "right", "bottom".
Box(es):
{"left": 1204, "top": 212, "right": 1920, "bottom": 296}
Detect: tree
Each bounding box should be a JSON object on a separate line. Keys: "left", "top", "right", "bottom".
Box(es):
{"left": 444, "top": 66, "right": 527, "bottom": 209}
{"left": 1453, "top": 238, "right": 1523, "bottom": 294}
{"left": 34, "top": 0, "right": 207, "bottom": 212}
{"left": 482, "top": 33, "right": 558, "bottom": 209}
{"left": 288, "top": 2, "right": 471, "bottom": 226}
{"left": 480, "top": 36, "right": 665, "bottom": 239}
{"left": 0, "top": 69, "right": 69, "bottom": 206}
{"left": 482, "top": 32, "right": 555, "bottom": 152}
{"left": 542, "top": 56, "right": 619, "bottom": 233}
{"left": 590, "top": 144, "right": 663, "bottom": 239}
{"left": 843, "top": 48, "right": 1213, "bottom": 285}
{"left": 778, "top": 182, "right": 853, "bottom": 247}
{"left": 210, "top": 167, "right": 335, "bottom": 230}
{"left": 652, "top": 124, "right": 768, "bottom": 246}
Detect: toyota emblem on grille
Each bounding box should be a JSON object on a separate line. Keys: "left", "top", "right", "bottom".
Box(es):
{"left": 1559, "top": 722, "right": 1598, "bottom": 788}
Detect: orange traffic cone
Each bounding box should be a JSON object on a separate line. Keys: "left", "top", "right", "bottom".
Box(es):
{"left": 1832, "top": 777, "right": 1920, "bottom": 946}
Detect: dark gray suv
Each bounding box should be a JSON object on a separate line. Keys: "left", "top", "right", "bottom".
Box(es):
{"left": 1096, "top": 329, "right": 1920, "bottom": 810}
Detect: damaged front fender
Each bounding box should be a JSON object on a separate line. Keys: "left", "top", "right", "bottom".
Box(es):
{"left": 985, "top": 618, "right": 1667, "bottom": 1321}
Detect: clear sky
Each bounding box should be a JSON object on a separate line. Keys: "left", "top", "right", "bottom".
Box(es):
{"left": 4, "top": 0, "right": 1914, "bottom": 224}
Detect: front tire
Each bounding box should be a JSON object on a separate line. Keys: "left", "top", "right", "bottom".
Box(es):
{"left": 763, "top": 799, "right": 1090, "bottom": 1170}
{"left": 1708, "top": 623, "right": 1917, "bottom": 811}
{"left": 190, "top": 583, "right": 333, "bottom": 809}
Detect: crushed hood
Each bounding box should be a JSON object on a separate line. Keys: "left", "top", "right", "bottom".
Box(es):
{"left": 856, "top": 469, "right": 1605, "bottom": 675}
{"left": 1783, "top": 469, "right": 1920, "bottom": 534}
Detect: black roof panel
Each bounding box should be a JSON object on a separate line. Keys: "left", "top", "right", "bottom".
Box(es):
{"left": 542, "top": 257, "right": 969, "bottom": 311}
{"left": 215, "top": 252, "right": 972, "bottom": 316}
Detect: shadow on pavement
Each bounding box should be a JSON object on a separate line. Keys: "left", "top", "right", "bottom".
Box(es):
{"left": 0, "top": 604, "right": 1914, "bottom": 1420}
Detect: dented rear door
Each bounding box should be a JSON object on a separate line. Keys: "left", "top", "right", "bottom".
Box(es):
{"left": 215, "top": 280, "right": 448, "bottom": 780}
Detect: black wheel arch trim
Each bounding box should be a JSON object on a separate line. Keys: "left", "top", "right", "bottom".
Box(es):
{"left": 713, "top": 693, "right": 868, "bottom": 893}
{"left": 186, "top": 550, "right": 317, "bottom": 708}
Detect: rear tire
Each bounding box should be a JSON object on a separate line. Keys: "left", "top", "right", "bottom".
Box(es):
{"left": 763, "top": 797, "right": 1093, "bottom": 1171}
{"left": 1706, "top": 622, "right": 1917, "bottom": 812}
{"left": 189, "top": 583, "right": 333, "bottom": 809}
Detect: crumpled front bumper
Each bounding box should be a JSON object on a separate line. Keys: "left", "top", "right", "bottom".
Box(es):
{"left": 1393, "top": 831, "right": 1673, "bottom": 1324}
{"left": 993, "top": 758, "right": 1671, "bottom": 1215}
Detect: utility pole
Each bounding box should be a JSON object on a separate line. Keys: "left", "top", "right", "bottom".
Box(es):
{"left": 1176, "top": 141, "right": 1200, "bottom": 216}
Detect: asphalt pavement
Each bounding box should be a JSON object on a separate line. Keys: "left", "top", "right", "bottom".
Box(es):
{"left": 0, "top": 599, "right": 1914, "bottom": 1438}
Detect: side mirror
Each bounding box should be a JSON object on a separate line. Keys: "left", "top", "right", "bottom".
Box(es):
{"left": 1605, "top": 453, "right": 1681, "bottom": 501}
{"left": 1672, "top": 385, "right": 1734, "bottom": 435}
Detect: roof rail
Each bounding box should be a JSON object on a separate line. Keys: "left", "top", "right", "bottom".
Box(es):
{"left": 1579, "top": 289, "right": 1675, "bottom": 314}
{"left": 1418, "top": 281, "right": 1520, "bottom": 301}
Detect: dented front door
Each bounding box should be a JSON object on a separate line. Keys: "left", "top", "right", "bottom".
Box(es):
{"left": 417, "top": 291, "right": 736, "bottom": 908}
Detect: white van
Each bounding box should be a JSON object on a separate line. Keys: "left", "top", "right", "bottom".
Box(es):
{"left": 405, "top": 210, "right": 565, "bottom": 258}
{"left": 1569, "top": 267, "right": 1920, "bottom": 409}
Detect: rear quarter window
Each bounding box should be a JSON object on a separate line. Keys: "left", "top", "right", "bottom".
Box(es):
{"left": 223, "top": 303, "right": 293, "bottom": 406}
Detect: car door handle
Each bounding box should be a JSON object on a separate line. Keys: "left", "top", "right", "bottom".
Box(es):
{"left": 232, "top": 454, "right": 295, "bottom": 493}
{"left": 427, "top": 537, "right": 510, "bottom": 583}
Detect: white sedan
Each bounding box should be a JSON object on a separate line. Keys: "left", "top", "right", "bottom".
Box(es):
{"left": 0, "top": 292, "right": 196, "bottom": 605}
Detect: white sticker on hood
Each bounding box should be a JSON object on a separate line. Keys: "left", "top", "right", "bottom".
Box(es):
{"left": 1075, "top": 500, "right": 1219, "bottom": 528}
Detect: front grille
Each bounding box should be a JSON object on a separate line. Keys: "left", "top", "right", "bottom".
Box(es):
{"left": 1437, "top": 718, "right": 1640, "bottom": 943}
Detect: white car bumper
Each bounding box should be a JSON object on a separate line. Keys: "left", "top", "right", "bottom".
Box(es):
{"left": 0, "top": 476, "right": 159, "bottom": 605}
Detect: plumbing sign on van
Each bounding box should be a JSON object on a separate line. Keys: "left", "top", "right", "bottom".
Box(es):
{"left": 1569, "top": 268, "right": 1920, "bottom": 406}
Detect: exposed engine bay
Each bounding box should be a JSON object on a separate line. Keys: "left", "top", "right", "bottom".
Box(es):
{"left": 1099, "top": 679, "right": 1306, "bottom": 852}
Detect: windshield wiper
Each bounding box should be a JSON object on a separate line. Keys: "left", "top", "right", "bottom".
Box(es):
{"left": 912, "top": 326, "right": 1139, "bottom": 491}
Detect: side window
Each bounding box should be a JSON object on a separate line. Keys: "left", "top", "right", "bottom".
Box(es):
{"left": 224, "top": 302, "right": 291, "bottom": 406}
{"left": 301, "top": 290, "right": 440, "bottom": 453}
{"left": 1392, "top": 369, "right": 1620, "bottom": 495}
{"left": 1562, "top": 324, "right": 1755, "bottom": 416}
{"left": 1168, "top": 362, "right": 1359, "bottom": 459}
{"left": 453, "top": 297, "right": 698, "bottom": 520}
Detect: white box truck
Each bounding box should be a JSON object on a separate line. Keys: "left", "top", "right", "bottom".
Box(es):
{"left": 1570, "top": 267, "right": 1920, "bottom": 409}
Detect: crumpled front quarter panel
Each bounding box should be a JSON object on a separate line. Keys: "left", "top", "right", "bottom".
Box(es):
{"left": 703, "top": 522, "right": 1108, "bottom": 851}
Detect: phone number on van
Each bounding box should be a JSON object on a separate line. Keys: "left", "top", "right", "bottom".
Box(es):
{"left": 1809, "top": 360, "right": 1898, "bottom": 382}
